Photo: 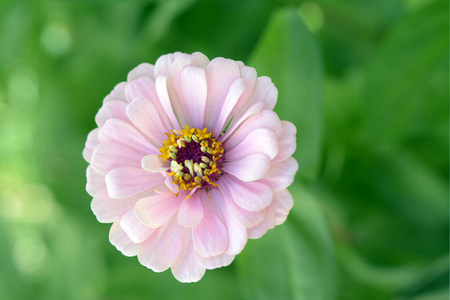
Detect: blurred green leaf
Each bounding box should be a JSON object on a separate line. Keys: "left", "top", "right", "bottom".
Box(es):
{"left": 362, "top": 0, "right": 448, "bottom": 150}
{"left": 43, "top": 215, "right": 105, "bottom": 300}
{"left": 393, "top": 255, "right": 449, "bottom": 300}
{"left": 139, "top": 0, "right": 198, "bottom": 46}
{"left": 104, "top": 259, "right": 239, "bottom": 300}
{"left": 370, "top": 151, "right": 448, "bottom": 226}
{"left": 236, "top": 184, "right": 335, "bottom": 300}
{"left": 408, "top": 290, "right": 450, "bottom": 300}
{"left": 0, "top": 219, "right": 31, "bottom": 300}
{"left": 160, "top": 0, "right": 280, "bottom": 60}
{"left": 249, "top": 7, "right": 323, "bottom": 183}
{"left": 321, "top": 73, "right": 364, "bottom": 183}
{"left": 336, "top": 245, "right": 421, "bottom": 300}
{"left": 317, "top": 0, "right": 404, "bottom": 35}
{"left": 316, "top": 0, "right": 404, "bottom": 75}
{"left": 327, "top": 147, "right": 448, "bottom": 266}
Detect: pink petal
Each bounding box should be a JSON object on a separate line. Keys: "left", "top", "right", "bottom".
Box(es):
{"left": 165, "top": 176, "right": 179, "bottom": 194}
{"left": 224, "top": 218, "right": 247, "bottom": 255}
{"left": 221, "top": 102, "right": 265, "bottom": 141}
{"left": 224, "top": 73, "right": 276, "bottom": 123}
{"left": 226, "top": 128, "right": 279, "bottom": 161}
{"left": 274, "top": 211, "right": 288, "bottom": 226}
{"left": 204, "top": 58, "right": 241, "bottom": 133}
{"left": 86, "top": 166, "right": 105, "bottom": 197}
{"left": 272, "top": 189, "right": 294, "bottom": 225}
{"left": 191, "top": 52, "right": 210, "bottom": 67}
{"left": 179, "top": 66, "right": 207, "bottom": 128}
{"left": 91, "top": 187, "right": 134, "bottom": 223}
{"left": 109, "top": 222, "right": 138, "bottom": 257}
{"left": 125, "top": 77, "right": 171, "bottom": 129}
{"left": 154, "top": 52, "right": 182, "bottom": 77}
{"left": 212, "top": 78, "right": 246, "bottom": 136}
{"left": 170, "top": 53, "right": 193, "bottom": 84}
{"left": 259, "top": 157, "right": 298, "bottom": 191}
{"left": 165, "top": 76, "right": 190, "bottom": 127}
{"left": 218, "top": 181, "right": 267, "bottom": 228}
{"left": 165, "top": 53, "right": 209, "bottom": 127}
{"left": 90, "top": 142, "right": 142, "bottom": 176}
{"left": 99, "top": 119, "right": 159, "bottom": 155}
{"left": 224, "top": 204, "right": 266, "bottom": 230}
{"left": 222, "top": 65, "right": 258, "bottom": 127}
{"left": 177, "top": 194, "right": 204, "bottom": 228}
{"left": 171, "top": 53, "right": 209, "bottom": 86}
{"left": 230, "top": 65, "right": 257, "bottom": 107}
{"left": 250, "top": 76, "right": 278, "bottom": 110}
{"left": 134, "top": 193, "right": 181, "bottom": 228}
{"left": 195, "top": 251, "right": 235, "bottom": 270}
{"left": 83, "top": 128, "right": 100, "bottom": 163}
{"left": 221, "top": 175, "right": 273, "bottom": 212}
{"left": 95, "top": 100, "right": 128, "bottom": 127}
{"left": 247, "top": 207, "right": 276, "bottom": 239}
{"left": 171, "top": 230, "right": 206, "bottom": 283}
{"left": 155, "top": 75, "right": 180, "bottom": 129}
{"left": 103, "top": 82, "right": 127, "bottom": 103}
{"left": 192, "top": 192, "right": 228, "bottom": 257}
{"left": 125, "top": 76, "right": 157, "bottom": 103}
{"left": 273, "top": 121, "right": 297, "bottom": 162}
{"left": 222, "top": 153, "right": 270, "bottom": 182}
{"left": 138, "top": 216, "right": 185, "bottom": 272}
{"left": 141, "top": 155, "right": 169, "bottom": 173}
{"left": 120, "top": 208, "right": 155, "bottom": 243}
{"left": 105, "top": 166, "right": 164, "bottom": 199}
{"left": 223, "top": 110, "right": 282, "bottom": 148}
{"left": 220, "top": 73, "right": 278, "bottom": 142}
{"left": 126, "top": 97, "right": 169, "bottom": 145}
{"left": 127, "top": 63, "right": 155, "bottom": 81}
{"left": 209, "top": 189, "right": 248, "bottom": 255}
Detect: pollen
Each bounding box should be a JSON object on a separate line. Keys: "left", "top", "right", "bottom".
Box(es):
{"left": 158, "top": 125, "right": 225, "bottom": 192}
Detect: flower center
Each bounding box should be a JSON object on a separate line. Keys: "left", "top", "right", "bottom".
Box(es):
{"left": 158, "top": 125, "right": 224, "bottom": 192}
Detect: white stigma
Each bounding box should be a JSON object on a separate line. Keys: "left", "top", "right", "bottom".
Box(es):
{"left": 184, "top": 159, "right": 194, "bottom": 176}
{"left": 169, "top": 145, "right": 178, "bottom": 153}
{"left": 194, "top": 163, "right": 203, "bottom": 177}
{"left": 170, "top": 161, "right": 183, "bottom": 173}
{"left": 177, "top": 138, "right": 186, "bottom": 148}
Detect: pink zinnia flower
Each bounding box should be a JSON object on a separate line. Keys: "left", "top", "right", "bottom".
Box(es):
{"left": 83, "top": 52, "right": 298, "bottom": 282}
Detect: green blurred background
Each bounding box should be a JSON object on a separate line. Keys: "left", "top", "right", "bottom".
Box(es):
{"left": 0, "top": 0, "right": 448, "bottom": 299}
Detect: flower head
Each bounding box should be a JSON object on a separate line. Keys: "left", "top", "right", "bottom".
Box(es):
{"left": 83, "top": 52, "right": 298, "bottom": 282}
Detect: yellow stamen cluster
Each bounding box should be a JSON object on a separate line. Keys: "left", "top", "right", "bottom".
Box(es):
{"left": 158, "top": 125, "right": 224, "bottom": 192}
